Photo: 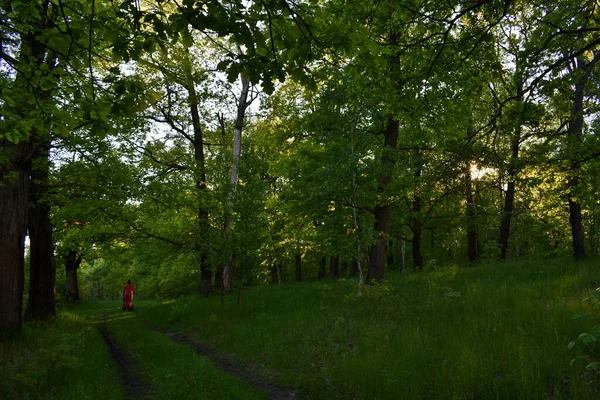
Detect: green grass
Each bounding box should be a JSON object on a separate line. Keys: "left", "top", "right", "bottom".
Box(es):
{"left": 101, "top": 302, "right": 266, "bottom": 400}
{"left": 1, "top": 300, "right": 267, "bottom": 400}
{"left": 4, "top": 258, "right": 600, "bottom": 399}
{"left": 0, "top": 305, "right": 123, "bottom": 400}
{"left": 135, "top": 258, "right": 600, "bottom": 399}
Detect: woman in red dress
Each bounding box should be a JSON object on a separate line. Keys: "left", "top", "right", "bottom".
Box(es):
{"left": 123, "top": 280, "right": 135, "bottom": 310}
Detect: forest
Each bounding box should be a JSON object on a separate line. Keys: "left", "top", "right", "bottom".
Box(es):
{"left": 2, "top": 0, "right": 600, "bottom": 399}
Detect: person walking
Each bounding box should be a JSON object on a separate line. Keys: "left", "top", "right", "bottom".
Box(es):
{"left": 122, "top": 280, "right": 135, "bottom": 311}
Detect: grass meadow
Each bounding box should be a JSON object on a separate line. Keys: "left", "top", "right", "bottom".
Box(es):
{"left": 3, "top": 258, "right": 600, "bottom": 399}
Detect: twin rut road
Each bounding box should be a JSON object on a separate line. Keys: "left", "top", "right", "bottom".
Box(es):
{"left": 97, "top": 316, "right": 298, "bottom": 400}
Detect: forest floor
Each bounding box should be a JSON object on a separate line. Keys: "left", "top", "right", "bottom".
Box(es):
{"left": 3, "top": 258, "right": 600, "bottom": 399}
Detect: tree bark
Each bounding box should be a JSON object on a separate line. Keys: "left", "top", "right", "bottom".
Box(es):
{"left": 214, "top": 265, "right": 224, "bottom": 291}
{"left": 348, "top": 260, "right": 358, "bottom": 277}
{"left": 566, "top": 53, "right": 600, "bottom": 260}
{"left": 412, "top": 195, "right": 423, "bottom": 270}
{"left": 270, "top": 262, "right": 281, "bottom": 285}
{"left": 185, "top": 53, "right": 213, "bottom": 295}
{"left": 317, "top": 256, "right": 326, "bottom": 279}
{"left": 329, "top": 255, "right": 340, "bottom": 279}
{"left": 367, "top": 117, "right": 399, "bottom": 281}
{"left": 499, "top": 80, "right": 524, "bottom": 261}
{"left": 65, "top": 251, "right": 81, "bottom": 302}
{"left": 0, "top": 13, "right": 51, "bottom": 337}
{"left": 499, "top": 178, "right": 516, "bottom": 261}
{"left": 25, "top": 140, "right": 56, "bottom": 321}
{"left": 465, "top": 164, "right": 478, "bottom": 263}
{"left": 464, "top": 123, "right": 478, "bottom": 264}
{"left": 568, "top": 177, "right": 586, "bottom": 260}
{"left": 223, "top": 76, "right": 251, "bottom": 291}
{"left": 411, "top": 151, "right": 423, "bottom": 270}
{"left": 295, "top": 253, "right": 302, "bottom": 282}
{"left": 400, "top": 238, "right": 406, "bottom": 272}
{"left": 0, "top": 141, "right": 30, "bottom": 338}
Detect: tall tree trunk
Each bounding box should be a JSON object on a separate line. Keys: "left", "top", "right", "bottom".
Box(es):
{"left": 270, "top": 262, "right": 281, "bottom": 285}
{"left": 568, "top": 178, "right": 585, "bottom": 260}
{"left": 400, "top": 238, "right": 406, "bottom": 272}
{"left": 368, "top": 117, "right": 399, "bottom": 281}
{"left": 465, "top": 164, "right": 477, "bottom": 263}
{"left": 65, "top": 251, "right": 81, "bottom": 302}
{"left": 499, "top": 178, "right": 516, "bottom": 261}
{"left": 348, "top": 260, "right": 359, "bottom": 277}
{"left": 214, "top": 264, "right": 224, "bottom": 291}
{"left": 411, "top": 152, "right": 423, "bottom": 270}
{"left": 295, "top": 253, "right": 302, "bottom": 282}
{"left": 0, "top": 15, "right": 51, "bottom": 337}
{"left": 317, "top": 256, "right": 326, "bottom": 279}
{"left": 0, "top": 141, "right": 30, "bottom": 338}
{"left": 185, "top": 53, "right": 213, "bottom": 295}
{"left": 329, "top": 255, "right": 339, "bottom": 279}
{"left": 499, "top": 80, "right": 524, "bottom": 261}
{"left": 25, "top": 141, "right": 56, "bottom": 321}
{"left": 465, "top": 123, "right": 478, "bottom": 263}
{"left": 412, "top": 195, "right": 423, "bottom": 270}
{"left": 566, "top": 52, "right": 600, "bottom": 260}
{"left": 223, "top": 76, "right": 251, "bottom": 291}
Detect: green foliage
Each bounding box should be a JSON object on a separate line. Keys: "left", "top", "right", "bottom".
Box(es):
{"left": 570, "top": 288, "right": 600, "bottom": 371}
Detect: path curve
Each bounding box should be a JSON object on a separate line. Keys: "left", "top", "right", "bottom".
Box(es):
{"left": 150, "top": 325, "right": 300, "bottom": 400}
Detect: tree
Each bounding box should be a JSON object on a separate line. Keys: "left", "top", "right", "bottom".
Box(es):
{"left": 1, "top": 0, "right": 61, "bottom": 336}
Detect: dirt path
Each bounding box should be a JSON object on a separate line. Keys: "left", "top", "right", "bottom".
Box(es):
{"left": 98, "top": 325, "right": 151, "bottom": 399}
{"left": 150, "top": 325, "right": 300, "bottom": 400}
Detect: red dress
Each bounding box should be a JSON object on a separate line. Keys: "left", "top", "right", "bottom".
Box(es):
{"left": 123, "top": 283, "right": 135, "bottom": 309}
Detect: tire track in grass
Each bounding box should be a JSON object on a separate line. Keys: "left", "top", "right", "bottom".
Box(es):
{"left": 149, "top": 325, "right": 300, "bottom": 400}
{"left": 98, "top": 325, "right": 151, "bottom": 399}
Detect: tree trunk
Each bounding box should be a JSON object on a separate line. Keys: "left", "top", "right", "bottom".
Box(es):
{"left": 317, "top": 256, "right": 326, "bottom": 279}
{"left": 400, "top": 238, "right": 406, "bottom": 272}
{"left": 270, "top": 262, "right": 281, "bottom": 285}
{"left": 349, "top": 260, "right": 358, "bottom": 277}
{"left": 499, "top": 180, "right": 516, "bottom": 260}
{"left": 566, "top": 53, "right": 600, "bottom": 260}
{"left": 412, "top": 153, "right": 423, "bottom": 270}
{"left": 329, "top": 255, "right": 339, "bottom": 279}
{"left": 65, "top": 251, "right": 81, "bottom": 302}
{"left": 569, "top": 177, "right": 585, "bottom": 260}
{"left": 223, "top": 75, "right": 251, "bottom": 291}
{"left": 214, "top": 265, "right": 224, "bottom": 291}
{"left": 295, "top": 253, "right": 302, "bottom": 282}
{"left": 0, "top": 141, "right": 30, "bottom": 338}
{"left": 412, "top": 195, "right": 423, "bottom": 270}
{"left": 499, "top": 79, "right": 524, "bottom": 261}
{"left": 0, "top": 10, "right": 51, "bottom": 338}
{"left": 465, "top": 156, "right": 477, "bottom": 263}
{"left": 367, "top": 117, "right": 399, "bottom": 281}
{"left": 25, "top": 141, "right": 56, "bottom": 321}
{"left": 185, "top": 53, "right": 213, "bottom": 295}
{"left": 465, "top": 179, "right": 477, "bottom": 263}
